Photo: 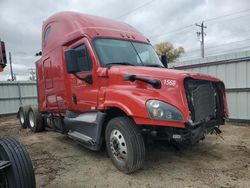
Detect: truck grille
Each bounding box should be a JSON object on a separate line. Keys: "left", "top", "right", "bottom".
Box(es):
{"left": 184, "top": 79, "right": 221, "bottom": 124}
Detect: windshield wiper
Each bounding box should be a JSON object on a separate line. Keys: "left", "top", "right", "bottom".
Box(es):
{"left": 105, "top": 62, "right": 135, "bottom": 67}
{"left": 145, "top": 64, "right": 164, "bottom": 68}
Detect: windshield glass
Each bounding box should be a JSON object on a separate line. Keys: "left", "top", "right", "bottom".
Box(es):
{"left": 93, "top": 38, "right": 164, "bottom": 67}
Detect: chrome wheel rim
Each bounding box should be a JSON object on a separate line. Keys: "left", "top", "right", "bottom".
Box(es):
{"left": 20, "top": 110, "right": 25, "bottom": 124}
{"left": 110, "top": 129, "right": 127, "bottom": 162}
{"left": 29, "top": 112, "right": 35, "bottom": 128}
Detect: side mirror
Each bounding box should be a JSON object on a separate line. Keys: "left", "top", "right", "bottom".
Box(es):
{"left": 64, "top": 49, "right": 85, "bottom": 74}
{"left": 161, "top": 54, "right": 168, "bottom": 68}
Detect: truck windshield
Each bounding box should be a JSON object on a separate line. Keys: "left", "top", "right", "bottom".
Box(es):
{"left": 93, "top": 39, "right": 164, "bottom": 68}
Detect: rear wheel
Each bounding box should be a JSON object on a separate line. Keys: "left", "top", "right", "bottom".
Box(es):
{"left": 105, "top": 117, "right": 145, "bottom": 173}
{"left": 18, "top": 106, "right": 30, "bottom": 129}
{"left": 28, "top": 106, "right": 43, "bottom": 132}
{"left": 0, "top": 138, "right": 36, "bottom": 188}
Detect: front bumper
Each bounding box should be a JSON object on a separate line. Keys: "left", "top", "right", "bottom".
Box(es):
{"left": 141, "top": 118, "right": 224, "bottom": 144}
{"left": 176, "top": 119, "right": 224, "bottom": 144}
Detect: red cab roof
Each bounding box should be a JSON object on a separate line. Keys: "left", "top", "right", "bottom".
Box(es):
{"left": 42, "top": 11, "right": 149, "bottom": 54}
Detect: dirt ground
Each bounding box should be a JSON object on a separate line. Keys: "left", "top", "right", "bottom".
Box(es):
{"left": 0, "top": 116, "right": 249, "bottom": 188}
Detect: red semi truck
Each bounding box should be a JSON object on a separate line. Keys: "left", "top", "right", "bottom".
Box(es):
{"left": 18, "top": 11, "right": 228, "bottom": 173}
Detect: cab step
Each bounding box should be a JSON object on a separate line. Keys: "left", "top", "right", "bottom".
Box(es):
{"left": 64, "top": 111, "right": 106, "bottom": 151}
{"left": 68, "top": 131, "right": 95, "bottom": 145}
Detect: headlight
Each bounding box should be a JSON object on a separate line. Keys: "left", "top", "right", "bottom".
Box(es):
{"left": 146, "top": 100, "right": 184, "bottom": 122}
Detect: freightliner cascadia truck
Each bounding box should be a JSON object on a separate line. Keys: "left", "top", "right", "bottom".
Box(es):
{"left": 18, "top": 11, "right": 228, "bottom": 173}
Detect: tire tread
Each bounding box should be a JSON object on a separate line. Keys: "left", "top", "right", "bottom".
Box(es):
{"left": 105, "top": 117, "right": 145, "bottom": 173}
{"left": 0, "top": 138, "right": 36, "bottom": 188}
{"left": 28, "top": 106, "right": 43, "bottom": 132}
{"left": 18, "top": 106, "right": 30, "bottom": 129}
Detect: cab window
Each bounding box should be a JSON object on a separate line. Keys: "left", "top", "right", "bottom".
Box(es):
{"left": 44, "top": 26, "right": 51, "bottom": 46}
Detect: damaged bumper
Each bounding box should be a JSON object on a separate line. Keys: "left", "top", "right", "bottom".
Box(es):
{"left": 173, "top": 119, "right": 224, "bottom": 144}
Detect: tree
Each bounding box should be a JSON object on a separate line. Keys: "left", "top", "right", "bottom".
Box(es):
{"left": 155, "top": 42, "right": 185, "bottom": 63}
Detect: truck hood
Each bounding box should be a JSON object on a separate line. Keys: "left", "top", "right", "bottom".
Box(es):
{"left": 98, "top": 65, "right": 224, "bottom": 124}
{"left": 107, "top": 66, "right": 221, "bottom": 82}
{"left": 104, "top": 66, "right": 221, "bottom": 82}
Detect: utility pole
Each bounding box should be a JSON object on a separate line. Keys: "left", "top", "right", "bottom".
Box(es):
{"left": 29, "top": 68, "right": 35, "bottom": 81}
{"left": 9, "top": 52, "right": 14, "bottom": 81}
{"left": 195, "top": 22, "right": 207, "bottom": 58}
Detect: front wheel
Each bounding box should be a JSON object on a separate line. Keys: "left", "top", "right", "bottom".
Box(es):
{"left": 105, "top": 117, "right": 145, "bottom": 174}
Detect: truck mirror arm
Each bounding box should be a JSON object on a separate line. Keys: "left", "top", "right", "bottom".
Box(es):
{"left": 123, "top": 74, "right": 161, "bottom": 89}
{"left": 73, "top": 73, "right": 93, "bottom": 84}
{"left": 161, "top": 54, "right": 168, "bottom": 68}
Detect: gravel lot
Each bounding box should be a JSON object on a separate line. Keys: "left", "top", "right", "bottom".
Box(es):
{"left": 0, "top": 115, "right": 249, "bottom": 188}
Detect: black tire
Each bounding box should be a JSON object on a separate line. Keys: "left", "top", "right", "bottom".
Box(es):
{"left": 0, "top": 138, "right": 36, "bottom": 188}
{"left": 105, "top": 117, "right": 145, "bottom": 174}
{"left": 18, "top": 106, "right": 30, "bottom": 129}
{"left": 27, "top": 106, "right": 43, "bottom": 132}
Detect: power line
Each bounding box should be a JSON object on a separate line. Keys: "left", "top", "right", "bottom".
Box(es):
{"left": 149, "top": 25, "right": 194, "bottom": 39}
{"left": 205, "top": 39, "right": 250, "bottom": 53}
{"left": 205, "top": 12, "right": 250, "bottom": 26}
{"left": 209, "top": 45, "right": 250, "bottom": 54}
{"left": 205, "top": 27, "right": 250, "bottom": 44}
{"left": 204, "top": 8, "right": 250, "bottom": 22}
{"left": 182, "top": 42, "right": 250, "bottom": 59}
{"left": 116, "top": 0, "right": 157, "bottom": 19}
{"left": 172, "top": 28, "right": 250, "bottom": 57}
{"left": 150, "top": 8, "right": 250, "bottom": 41}
{"left": 204, "top": 44, "right": 250, "bottom": 56}
{"left": 185, "top": 37, "right": 250, "bottom": 54}
{"left": 182, "top": 45, "right": 250, "bottom": 60}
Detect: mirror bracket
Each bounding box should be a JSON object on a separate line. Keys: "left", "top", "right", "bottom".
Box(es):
{"left": 73, "top": 73, "right": 93, "bottom": 84}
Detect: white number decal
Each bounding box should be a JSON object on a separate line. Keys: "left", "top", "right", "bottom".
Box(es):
{"left": 163, "top": 79, "right": 176, "bottom": 86}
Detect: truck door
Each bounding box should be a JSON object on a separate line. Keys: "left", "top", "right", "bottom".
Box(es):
{"left": 67, "top": 38, "right": 98, "bottom": 112}
{"left": 43, "top": 58, "right": 55, "bottom": 108}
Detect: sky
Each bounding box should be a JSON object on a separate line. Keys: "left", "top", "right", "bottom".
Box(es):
{"left": 0, "top": 0, "right": 250, "bottom": 80}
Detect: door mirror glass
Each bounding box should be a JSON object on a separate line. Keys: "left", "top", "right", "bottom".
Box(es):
{"left": 64, "top": 45, "right": 92, "bottom": 74}
{"left": 161, "top": 54, "right": 168, "bottom": 68}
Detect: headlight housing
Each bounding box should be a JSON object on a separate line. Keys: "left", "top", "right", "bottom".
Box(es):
{"left": 146, "top": 100, "right": 184, "bottom": 122}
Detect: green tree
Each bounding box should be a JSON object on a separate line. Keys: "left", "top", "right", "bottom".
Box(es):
{"left": 155, "top": 42, "right": 185, "bottom": 63}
